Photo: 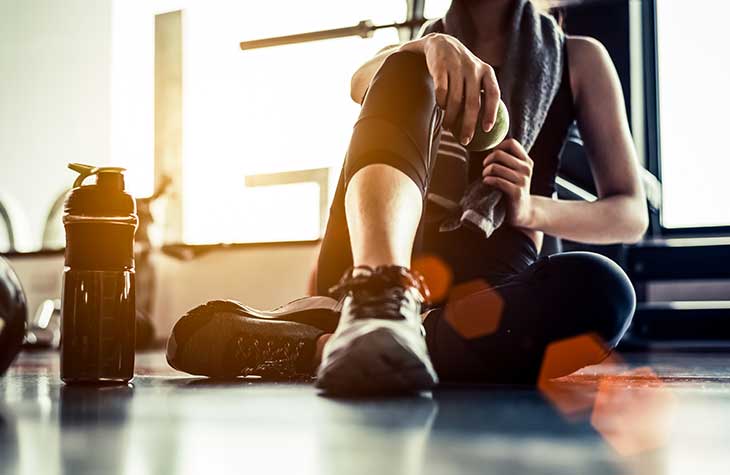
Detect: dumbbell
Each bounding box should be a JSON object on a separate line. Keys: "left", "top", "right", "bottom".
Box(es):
{"left": 0, "top": 256, "right": 26, "bottom": 376}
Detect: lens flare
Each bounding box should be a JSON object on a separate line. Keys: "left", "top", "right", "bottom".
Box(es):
{"left": 537, "top": 333, "right": 620, "bottom": 417}
{"left": 412, "top": 254, "right": 453, "bottom": 303}
{"left": 444, "top": 279, "right": 504, "bottom": 339}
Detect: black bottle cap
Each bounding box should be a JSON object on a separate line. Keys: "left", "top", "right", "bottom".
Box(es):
{"left": 64, "top": 164, "right": 137, "bottom": 218}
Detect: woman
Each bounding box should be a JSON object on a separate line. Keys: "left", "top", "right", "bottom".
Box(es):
{"left": 166, "top": 0, "right": 647, "bottom": 394}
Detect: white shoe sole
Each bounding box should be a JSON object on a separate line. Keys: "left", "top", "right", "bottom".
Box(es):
{"left": 315, "top": 327, "right": 438, "bottom": 395}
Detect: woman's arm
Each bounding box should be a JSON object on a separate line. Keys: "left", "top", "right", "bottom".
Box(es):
{"left": 533, "top": 36, "right": 648, "bottom": 244}
{"left": 482, "top": 36, "right": 648, "bottom": 245}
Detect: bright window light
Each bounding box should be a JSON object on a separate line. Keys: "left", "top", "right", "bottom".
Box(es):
{"left": 180, "top": 1, "right": 402, "bottom": 244}
{"left": 656, "top": 1, "right": 730, "bottom": 229}
{"left": 111, "top": 1, "right": 403, "bottom": 244}
{"left": 111, "top": 0, "right": 155, "bottom": 199}
{"left": 424, "top": 0, "right": 451, "bottom": 19}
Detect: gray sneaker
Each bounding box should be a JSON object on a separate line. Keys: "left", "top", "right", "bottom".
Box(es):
{"left": 316, "top": 265, "right": 438, "bottom": 395}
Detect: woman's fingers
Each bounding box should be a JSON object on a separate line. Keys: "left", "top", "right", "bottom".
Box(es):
{"left": 433, "top": 68, "right": 449, "bottom": 109}
{"left": 495, "top": 138, "right": 533, "bottom": 166}
{"left": 483, "top": 176, "right": 520, "bottom": 199}
{"left": 482, "top": 162, "right": 525, "bottom": 185}
{"left": 454, "top": 63, "right": 498, "bottom": 145}
{"left": 481, "top": 66, "right": 500, "bottom": 132}
{"left": 421, "top": 35, "right": 502, "bottom": 139}
{"left": 459, "top": 71, "right": 482, "bottom": 145}
{"left": 483, "top": 150, "right": 532, "bottom": 176}
{"left": 444, "top": 72, "right": 463, "bottom": 129}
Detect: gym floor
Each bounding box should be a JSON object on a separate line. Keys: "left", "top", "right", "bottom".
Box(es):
{"left": 1, "top": 350, "right": 729, "bottom": 475}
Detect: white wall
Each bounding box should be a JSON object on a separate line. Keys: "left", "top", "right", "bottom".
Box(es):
{"left": 0, "top": 0, "right": 113, "bottom": 251}
{"left": 153, "top": 243, "right": 320, "bottom": 339}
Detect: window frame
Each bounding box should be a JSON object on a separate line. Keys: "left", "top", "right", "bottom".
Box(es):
{"left": 644, "top": 0, "right": 730, "bottom": 237}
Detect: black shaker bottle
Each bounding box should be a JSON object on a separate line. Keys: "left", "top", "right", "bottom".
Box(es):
{"left": 61, "top": 163, "right": 138, "bottom": 383}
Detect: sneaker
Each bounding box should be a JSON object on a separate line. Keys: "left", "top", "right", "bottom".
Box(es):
{"left": 316, "top": 265, "right": 439, "bottom": 395}
{"left": 166, "top": 297, "right": 340, "bottom": 379}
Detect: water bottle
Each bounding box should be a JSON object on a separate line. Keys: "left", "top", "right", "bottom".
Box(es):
{"left": 61, "top": 163, "right": 138, "bottom": 383}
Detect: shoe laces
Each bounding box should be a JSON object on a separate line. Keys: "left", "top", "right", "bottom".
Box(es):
{"left": 328, "top": 265, "right": 430, "bottom": 320}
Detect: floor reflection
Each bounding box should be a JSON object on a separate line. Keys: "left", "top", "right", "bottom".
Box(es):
{"left": 59, "top": 384, "right": 133, "bottom": 475}
{"left": 0, "top": 407, "right": 19, "bottom": 473}
{"left": 430, "top": 388, "right": 623, "bottom": 475}
{"left": 1, "top": 351, "right": 729, "bottom": 475}
{"left": 590, "top": 367, "right": 677, "bottom": 457}
{"left": 312, "top": 384, "right": 672, "bottom": 475}
{"left": 316, "top": 394, "right": 438, "bottom": 475}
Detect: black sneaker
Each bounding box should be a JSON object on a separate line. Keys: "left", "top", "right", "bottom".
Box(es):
{"left": 166, "top": 297, "right": 340, "bottom": 379}
{"left": 316, "top": 266, "right": 439, "bottom": 395}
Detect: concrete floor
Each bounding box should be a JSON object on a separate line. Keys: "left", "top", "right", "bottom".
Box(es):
{"left": 1, "top": 350, "right": 729, "bottom": 475}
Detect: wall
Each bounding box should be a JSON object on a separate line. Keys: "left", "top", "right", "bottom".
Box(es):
{"left": 0, "top": 0, "right": 321, "bottom": 342}
{"left": 153, "top": 243, "right": 321, "bottom": 338}
{"left": 0, "top": 0, "right": 113, "bottom": 251}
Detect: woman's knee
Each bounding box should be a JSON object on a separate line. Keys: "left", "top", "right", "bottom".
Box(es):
{"left": 371, "top": 51, "right": 433, "bottom": 96}
{"left": 361, "top": 50, "right": 437, "bottom": 125}
{"left": 542, "top": 252, "right": 636, "bottom": 348}
{"left": 345, "top": 51, "right": 439, "bottom": 195}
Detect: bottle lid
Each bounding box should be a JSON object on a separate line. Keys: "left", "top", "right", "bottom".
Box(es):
{"left": 64, "top": 163, "right": 136, "bottom": 218}
{"left": 69, "top": 163, "right": 127, "bottom": 188}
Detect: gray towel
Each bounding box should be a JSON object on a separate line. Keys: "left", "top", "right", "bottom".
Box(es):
{"left": 420, "top": 0, "right": 565, "bottom": 237}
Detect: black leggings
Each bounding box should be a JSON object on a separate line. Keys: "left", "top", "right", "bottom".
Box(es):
{"left": 318, "top": 51, "right": 636, "bottom": 384}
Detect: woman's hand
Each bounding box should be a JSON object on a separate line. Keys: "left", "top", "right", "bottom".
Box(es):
{"left": 399, "top": 33, "right": 501, "bottom": 146}
{"left": 482, "top": 139, "right": 535, "bottom": 229}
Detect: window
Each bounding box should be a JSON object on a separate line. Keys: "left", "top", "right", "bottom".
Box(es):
{"left": 111, "top": 1, "right": 406, "bottom": 245}
{"left": 424, "top": 0, "right": 450, "bottom": 19}
{"left": 655, "top": 1, "right": 730, "bottom": 229}
{"left": 179, "top": 1, "right": 404, "bottom": 244}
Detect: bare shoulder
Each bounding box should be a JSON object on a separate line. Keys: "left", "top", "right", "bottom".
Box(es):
{"left": 566, "top": 35, "right": 619, "bottom": 102}
{"left": 567, "top": 35, "right": 610, "bottom": 58}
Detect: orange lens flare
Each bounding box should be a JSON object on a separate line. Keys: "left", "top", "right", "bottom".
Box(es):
{"left": 412, "top": 254, "right": 453, "bottom": 303}
{"left": 538, "top": 333, "right": 621, "bottom": 418}
{"left": 443, "top": 279, "right": 504, "bottom": 339}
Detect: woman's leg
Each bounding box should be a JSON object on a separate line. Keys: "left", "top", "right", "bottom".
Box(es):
{"left": 316, "top": 51, "right": 442, "bottom": 293}
{"left": 346, "top": 164, "right": 423, "bottom": 268}
{"left": 423, "top": 251, "right": 636, "bottom": 384}
{"left": 315, "top": 51, "right": 447, "bottom": 393}
{"left": 169, "top": 53, "right": 444, "bottom": 386}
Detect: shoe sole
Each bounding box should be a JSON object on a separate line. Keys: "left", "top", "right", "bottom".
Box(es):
{"left": 167, "top": 298, "right": 340, "bottom": 379}
{"left": 315, "top": 327, "right": 438, "bottom": 395}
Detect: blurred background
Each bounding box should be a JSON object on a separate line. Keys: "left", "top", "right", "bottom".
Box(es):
{"left": 1, "top": 0, "right": 729, "bottom": 344}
